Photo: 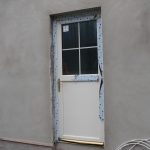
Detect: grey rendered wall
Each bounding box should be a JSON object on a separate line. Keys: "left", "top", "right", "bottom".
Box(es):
{"left": 0, "top": 0, "right": 53, "bottom": 144}
{"left": 0, "top": 0, "right": 150, "bottom": 150}
{"left": 0, "top": 140, "right": 52, "bottom": 150}
{"left": 103, "top": 0, "right": 150, "bottom": 149}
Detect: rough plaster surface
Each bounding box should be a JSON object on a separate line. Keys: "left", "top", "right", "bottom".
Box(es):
{"left": 0, "top": 140, "right": 52, "bottom": 150}
{"left": 103, "top": 0, "right": 150, "bottom": 149}
{"left": 0, "top": 0, "right": 150, "bottom": 150}
{"left": 0, "top": 0, "right": 53, "bottom": 144}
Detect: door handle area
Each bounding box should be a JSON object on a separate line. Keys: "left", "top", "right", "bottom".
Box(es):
{"left": 58, "top": 78, "right": 60, "bottom": 92}
{"left": 58, "top": 78, "right": 72, "bottom": 92}
{"left": 58, "top": 78, "right": 68, "bottom": 92}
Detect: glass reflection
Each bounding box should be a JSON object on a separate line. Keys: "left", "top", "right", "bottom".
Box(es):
{"left": 62, "top": 50, "right": 79, "bottom": 75}
{"left": 80, "top": 20, "right": 97, "bottom": 47}
{"left": 62, "top": 23, "right": 78, "bottom": 49}
{"left": 81, "top": 48, "right": 98, "bottom": 74}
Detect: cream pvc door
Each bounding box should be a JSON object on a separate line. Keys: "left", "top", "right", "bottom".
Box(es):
{"left": 55, "top": 15, "right": 104, "bottom": 145}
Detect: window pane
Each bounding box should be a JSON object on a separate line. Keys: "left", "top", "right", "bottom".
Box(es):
{"left": 81, "top": 48, "right": 98, "bottom": 74}
{"left": 80, "top": 20, "right": 97, "bottom": 47}
{"left": 62, "top": 50, "right": 79, "bottom": 75}
{"left": 62, "top": 23, "right": 78, "bottom": 49}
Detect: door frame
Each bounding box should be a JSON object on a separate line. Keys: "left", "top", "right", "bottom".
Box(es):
{"left": 52, "top": 8, "right": 104, "bottom": 142}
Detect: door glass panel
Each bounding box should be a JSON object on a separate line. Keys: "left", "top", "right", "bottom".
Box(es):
{"left": 62, "top": 50, "right": 79, "bottom": 75}
{"left": 81, "top": 48, "right": 98, "bottom": 74}
{"left": 62, "top": 21, "right": 98, "bottom": 75}
{"left": 80, "top": 20, "right": 97, "bottom": 47}
{"left": 62, "top": 23, "right": 78, "bottom": 49}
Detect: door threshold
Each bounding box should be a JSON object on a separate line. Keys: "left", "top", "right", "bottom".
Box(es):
{"left": 59, "top": 138, "right": 104, "bottom": 146}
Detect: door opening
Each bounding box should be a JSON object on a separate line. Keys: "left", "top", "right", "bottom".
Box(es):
{"left": 52, "top": 9, "right": 104, "bottom": 145}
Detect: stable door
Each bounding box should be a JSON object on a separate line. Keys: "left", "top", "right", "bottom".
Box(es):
{"left": 57, "top": 19, "right": 104, "bottom": 145}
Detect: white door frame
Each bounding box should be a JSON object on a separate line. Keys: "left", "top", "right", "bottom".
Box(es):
{"left": 52, "top": 9, "right": 104, "bottom": 142}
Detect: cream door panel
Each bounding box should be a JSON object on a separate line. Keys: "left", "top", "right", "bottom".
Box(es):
{"left": 58, "top": 81, "right": 104, "bottom": 142}
{"left": 57, "top": 19, "right": 104, "bottom": 143}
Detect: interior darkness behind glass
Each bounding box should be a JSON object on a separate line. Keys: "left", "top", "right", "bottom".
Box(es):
{"left": 62, "top": 50, "right": 79, "bottom": 75}
{"left": 62, "top": 23, "right": 78, "bottom": 49}
{"left": 62, "top": 20, "right": 98, "bottom": 75}
{"left": 80, "top": 20, "right": 97, "bottom": 47}
{"left": 81, "top": 48, "right": 98, "bottom": 74}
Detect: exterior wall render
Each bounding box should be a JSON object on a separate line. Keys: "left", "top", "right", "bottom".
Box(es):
{"left": 0, "top": 140, "right": 52, "bottom": 150}
{"left": 0, "top": 0, "right": 150, "bottom": 150}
